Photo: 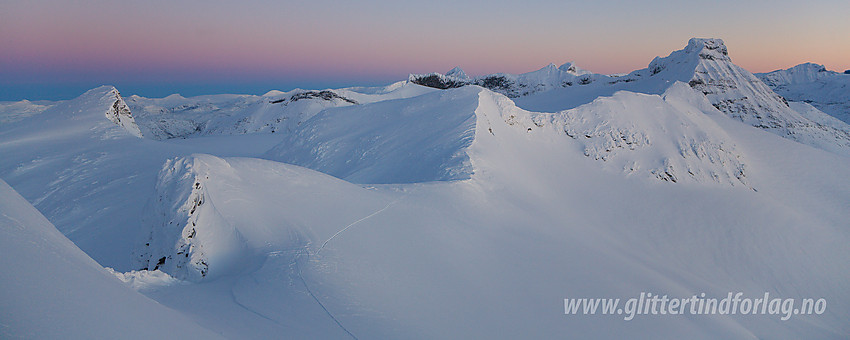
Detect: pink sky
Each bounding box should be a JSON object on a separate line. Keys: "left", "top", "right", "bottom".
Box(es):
{"left": 1, "top": 0, "right": 848, "bottom": 99}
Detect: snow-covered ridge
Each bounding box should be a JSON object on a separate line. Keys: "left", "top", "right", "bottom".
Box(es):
{"left": 134, "top": 154, "right": 400, "bottom": 282}
{"left": 135, "top": 155, "right": 248, "bottom": 281}
{"left": 126, "top": 89, "right": 356, "bottom": 140}
{"left": 758, "top": 62, "right": 838, "bottom": 86}
{"left": 410, "top": 62, "right": 606, "bottom": 98}
{"left": 559, "top": 84, "right": 749, "bottom": 186}
{"left": 478, "top": 83, "right": 750, "bottom": 187}
{"left": 756, "top": 63, "right": 850, "bottom": 124}
{"left": 259, "top": 81, "right": 753, "bottom": 187}
{"left": 640, "top": 39, "right": 850, "bottom": 156}
{"left": 126, "top": 82, "right": 435, "bottom": 140}
{"left": 138, "top": 85, "right": 759, "bottom": 283}
{"left": 264, "top": 86, "right": 479, "bottom": 184}
{"left": 411, "top": 38, "right": 850, "bottom": 157}
{"left": 0, "top": 99, "right": 53, "bottom": 124}
{"left": 118, "top": 94, "right": 850, "bottom": 338}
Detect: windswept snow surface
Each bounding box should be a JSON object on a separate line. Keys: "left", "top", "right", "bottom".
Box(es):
{"left": 0, "top": 179, "right": 223, "bottom": 339}
{"left": 2, "top": 37, "right": 850, "bottom": 339}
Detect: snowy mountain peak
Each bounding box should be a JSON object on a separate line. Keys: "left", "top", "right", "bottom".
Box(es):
{"left": 685, "top": 38, "right": 730, "bottom": 61}
{"left": 644, "top": 38, "right": 730, "bottom": 78}
{"left": 103, "top": 87, "right": 143, "bottom": 138}
{"left": 261, "top": 89, "right": 287, "bottom": 97}
{"left": 446, "top": 66, "right": 469, "bottom": 80}
{"left": 758, "top": 62, "right": 836, "bottom": 87}
{"left": 756, "top": 63, "right": 850, "bottom": 124}
{"left": 627, "top": 38, "right": 850, "bottom": 155}
{"left": 795, "top": 62, "right": 829, "bottom": 72}
{"left": 558, "top": 61, "right": 591, "bottom": 76}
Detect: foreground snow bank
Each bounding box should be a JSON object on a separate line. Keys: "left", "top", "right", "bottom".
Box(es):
{"left": 0, "top": 179, "right": 221, "bottom": 339}
{"left": 134, "top": 154, "right": 398, "bottom": 281}
{"left": 106, "top": 268, "right": 183, "bottom": 291}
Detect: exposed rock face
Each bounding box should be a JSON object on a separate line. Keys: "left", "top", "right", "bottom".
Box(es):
{"left": 673, "top": 39, "right": 850, "bottom": 155}
{"left": 488, "top": 84, "right": 752, "bottom": 187}
{"left": 410, "top": 63, "right": 609, "bottom": 98}
{"left": 272, "top": 90, "right": 358, "bottom": 105}
{"left": 104, "top": 88, "right": 143, "bottom": 138}
{"left": 409, "top": 73, "right": 468, "bottom": 89}
{"left": 134, "top": 156, "right": 246, "bottom": 281}
{"left": 674, "top": 39, "right": 794, "bottom": 123}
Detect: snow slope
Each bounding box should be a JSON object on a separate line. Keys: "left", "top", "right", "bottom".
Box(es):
{"left": 509, "top": 83, "right": 750, "bottom": 186}
{"left": 264, "top": 87, "right": 478, "bottom": 183}
{"left": 757, "top": 63, "right": 850, "bottom": 124}
{"left": 132, "top": 86, "right": 849, "bottom": 339}
{"left": 0, "top": 179, "right": 222, "bottom": 339}
{"left": 261, "top": 82, "right": 748, "bottom": 187}
{"left": 0, "top": 86, "right": 283, "bottom": 270}
{"left": 0, "top": 99, "right": 53, "bottom": 124}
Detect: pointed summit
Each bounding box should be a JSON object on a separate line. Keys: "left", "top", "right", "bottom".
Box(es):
{"left": 104, "top": 87, "right": 143, "bottom": 138}
{"left": 446, "top": 66, "right": 469, "bottom": 80}
{"left": 641, "top": 38, "right": 850, "bottom": 155}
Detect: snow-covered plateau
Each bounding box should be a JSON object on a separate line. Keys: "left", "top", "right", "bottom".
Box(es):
{"left": 2, "top": 38, "right": 849, "bottom": 339}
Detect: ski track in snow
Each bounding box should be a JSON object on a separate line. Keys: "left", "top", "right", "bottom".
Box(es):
{"left": 294, "top": 249, "right": 360, "bottom": 340}
{"left": 277, "top": 196, "right": 404, "bottom": 340}
{"left": 316, "top": 196, "right": 403, "bottom": 255}
{"left": 229, "top": 289, "right": 282, "bottom": 325}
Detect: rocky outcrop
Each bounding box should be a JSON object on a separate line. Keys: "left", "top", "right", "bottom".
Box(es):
{"left": 410, "top": 63, "right": 609, "bottom": 98}
{"left": 134, "top": 156, "right": 247, "bottom": 281}
{"left": 104, "top": 88, "right": 143, "bottom": 138}
{"left": 271, "top": 90, "right": 358, "bottom": 105}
